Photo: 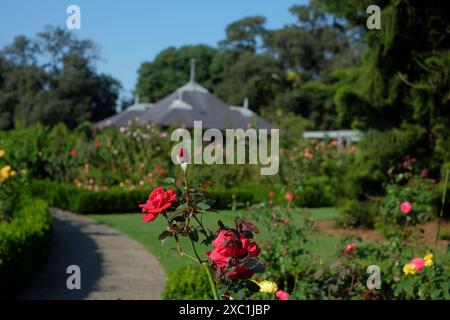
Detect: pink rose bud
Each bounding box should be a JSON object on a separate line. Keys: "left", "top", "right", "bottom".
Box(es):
{"left": 400, "top": 201, "right": 412, "bottom": 214}
{"left": 410, "top": 257, "right": 424, "bottom": 272}
{"left": 275, "top": 290, "right": 289, "bottom": 300}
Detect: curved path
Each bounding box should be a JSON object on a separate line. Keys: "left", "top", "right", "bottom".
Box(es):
{"left": 20, "top": 208, "right": 166, "bottom": 300}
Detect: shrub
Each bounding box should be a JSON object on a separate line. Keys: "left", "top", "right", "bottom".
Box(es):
{"left": 337, "top": 199, "right": 381, "bottom": 229}
{"left": 162, "top": 264, "right": 212, "bottom": 300}
{"left": 380, "top": 176, "right": 438, "bottom": 227}
{"left": 207, "top": 189, "right": 254, "bottom": 210}
{"left": 295, "top": 176, "right": 336, "bottom": 207}
{"left": 29, "top": 180, "right": 254, "bottom": 214}
{"left": 0, "top": 198, "right": 52, "bottom": 297}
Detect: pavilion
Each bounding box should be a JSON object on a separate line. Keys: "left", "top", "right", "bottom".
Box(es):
{"left": 96, "top": 60, "right": 275, "bottom": 131}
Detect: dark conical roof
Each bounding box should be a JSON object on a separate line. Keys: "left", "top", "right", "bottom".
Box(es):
{"left": 96, "top": 102, "right": 154, "bottom": 128}
{"left": 138, "top": 80, "right": 275, "bottom": 130}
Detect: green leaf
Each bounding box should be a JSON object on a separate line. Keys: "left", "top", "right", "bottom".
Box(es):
{"left": 197, "top": 202, "right": 211, "bottom": 210}
{"left": 163, "top": 177, "right": 175, "bottom": 184}
{"left": 176, "top": 203, "right": 188, "bottom": 212}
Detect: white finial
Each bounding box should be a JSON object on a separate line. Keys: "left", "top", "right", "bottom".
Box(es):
{"left": 243, "top": 97, "right": 249, "bottom": 109}
{"left": 190, "top": 58, "right": 196, "bottom": 83}
{"left": 134, "top": 94, "right": 139, "bottom": 104}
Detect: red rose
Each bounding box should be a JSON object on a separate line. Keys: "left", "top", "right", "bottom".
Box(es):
{"left": 241, "top": 238, "right": 260, "bottom": 257}
{"left": 71, "top": 148, "right": 77, "bottom": 157}
{"left": 229, "top": 264, "right": 256, "bottom": 280}
{"left": 206, "top": 249, "right": 229, "bottom": 269}
{"left": 139, "top": 187, "right": 176, "bottom": 222}
{"left": 212, "top": 230, "right": 246, "bottom": 258}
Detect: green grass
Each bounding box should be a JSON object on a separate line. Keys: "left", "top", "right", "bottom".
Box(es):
{"left": 89, "top": 207, "right": 342, "bottom": 274}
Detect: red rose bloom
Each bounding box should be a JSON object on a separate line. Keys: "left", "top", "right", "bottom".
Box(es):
{"left": 241, "top": 238, "right": 261, "bottom": 257}
{"left": 207, "top": 229, "right": 261, "bottom": 280}
{"left": 211, "top": 230, "right": 246, "bottom": 258}
{"left": 139, "top": 187, "right": 176, "bottom": 222}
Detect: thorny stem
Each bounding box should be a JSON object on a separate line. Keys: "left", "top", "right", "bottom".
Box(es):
{"left": 180, "top": 163, "right": 219, "bottom": 300}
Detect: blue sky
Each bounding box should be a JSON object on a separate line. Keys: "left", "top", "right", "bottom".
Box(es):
{"left": 0, "top": 0, "right": 306, "bottom": 98}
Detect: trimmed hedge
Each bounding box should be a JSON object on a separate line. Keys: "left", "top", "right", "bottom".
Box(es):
{"left": 0, "top": 198, "right": 52, "bottom": 297}
{"left": 29, "top": 180, "right": 255, "bottom": 214}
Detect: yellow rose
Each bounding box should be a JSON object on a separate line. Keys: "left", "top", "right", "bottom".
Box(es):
{"left": 257, "top": 280, "right": 278, "bottom": 294}
{"left": 0, "top": 150, "right": 5, "bottom": 157}
{"left": 1, "top": 165, "right": 11, "bottom": 178}
{"left": 10, "top": 170, "right": 16, "bottom": 177}
{"left": 424, "top": 253, "right": 433, "bottom": 267}
{"left": 403, "top": 263, "right": 416, "bottom": 276}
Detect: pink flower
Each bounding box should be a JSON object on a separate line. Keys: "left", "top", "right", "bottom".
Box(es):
{"left": 303, "top": 150, "right": 314, "bottom": 159}
{"left": 400, "top": 201, "right": 413, "bottom": 214}
{"left": 71, "top": 148, "right": 77, "bottom": 157}
{"left": 284, "top": 218, "right": 289, "bottom": 225}
{"left": 285, "top": 191, "right": 295, "bottom": 202}
{"left": 345, "top": 242, "right": 357, "bottom": 254}
{"left": 94, "top": 140, "right": 101, "bottom": 148}
{"left": 275, "top": 290, "right": 289, "bottom": 300}
{"left": 410, "top": 258, "right": 424, "bottom": 272}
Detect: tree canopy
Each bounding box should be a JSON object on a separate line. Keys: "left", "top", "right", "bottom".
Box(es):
{"left": 0, "top": 26, "right": 120, "bottom": 130}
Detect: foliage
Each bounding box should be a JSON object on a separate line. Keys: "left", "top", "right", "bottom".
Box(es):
{"left": 247, "top": 202, "right": 313, "bottom": 293}
{"left": 380, "top": 175, "right": 438, "bottom": 228}
{"left": 29, "top": 179, "right": 256, "bottom": 213}
{"left": 0, "top": 149, "right": 27, "bottom": 220}
{"left": 0, "top": 26, "right": 120, "bottom": 129}
{"left": 162, "top": 264, "right": 213, "bottom": 300}
{"left": 0, "top": 198, "right": 52, "bottom": 297}
{"left": 337, "top": 199, "right": 380, "bottom": 229}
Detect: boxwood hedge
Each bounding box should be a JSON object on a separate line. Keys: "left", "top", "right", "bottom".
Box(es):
{"left": 0, "top": 198, "right": 52, "bottom": 297}
{"left": 29, "top": 180, "right": 255, "bottom": 214}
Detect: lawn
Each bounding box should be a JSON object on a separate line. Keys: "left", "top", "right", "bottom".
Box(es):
{"left": 89, "top": 207, "right": 343, "bottom": 274}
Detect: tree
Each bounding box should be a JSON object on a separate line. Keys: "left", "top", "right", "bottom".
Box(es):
{"left": 219, "top": 16, "right": 267, "bottom": 53}
{"left": 0, "top": 27, "right": 120, "bottom": 130}
{"left": 136, "top": 45, "right": 220, "bottom": 102}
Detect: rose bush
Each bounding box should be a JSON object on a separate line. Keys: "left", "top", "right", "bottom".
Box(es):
{"left": 138, "top": 151, "right": 264, "bottom": 300}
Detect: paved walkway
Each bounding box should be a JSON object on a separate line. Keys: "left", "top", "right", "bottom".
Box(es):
{"left": 19, "top": 208, "right": 166, "bottom": 300}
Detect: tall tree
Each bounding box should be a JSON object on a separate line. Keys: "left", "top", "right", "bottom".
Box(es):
{"left": 0, "top": 27, "right": 120, "bottom": 130}
{"left": 136, "top": 45, "right": 219, "bottom": 103}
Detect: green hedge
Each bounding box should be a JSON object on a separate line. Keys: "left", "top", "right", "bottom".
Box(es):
{"left": 29, "top": 180, "right": 255, "bottom": 214}
{"left": 162, "top": 264, "right": 212, "bottom": 300}
{"left": 0, "top": 198, "right": 52, "bottom": 297}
